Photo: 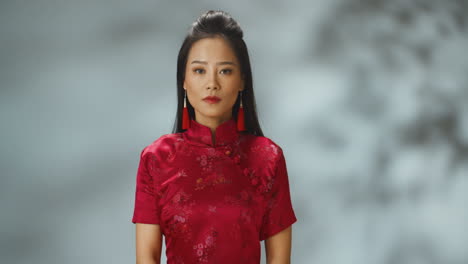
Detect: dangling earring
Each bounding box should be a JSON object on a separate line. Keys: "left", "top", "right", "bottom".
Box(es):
{"left": 182, "top": 89, "right": 190, "bottom": 129}
{"left": 237, "top": 90, "right": 246, "bottom": 131}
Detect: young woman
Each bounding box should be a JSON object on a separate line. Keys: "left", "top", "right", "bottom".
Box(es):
{"left": 132, "top": 10, "right": 297, "bottom": 264}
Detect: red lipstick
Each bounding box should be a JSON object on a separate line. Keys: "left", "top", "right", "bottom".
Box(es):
{"left": 203, "top": 96, "right": 221, "bottom": 104}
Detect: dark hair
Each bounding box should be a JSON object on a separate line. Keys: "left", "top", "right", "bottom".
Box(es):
{"left": 171, "top": 10, "right": 264, "bottom": 137}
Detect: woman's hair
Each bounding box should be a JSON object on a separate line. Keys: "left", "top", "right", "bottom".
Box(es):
{"left": 171, "top": 10, "right": 264, "bottom": 137}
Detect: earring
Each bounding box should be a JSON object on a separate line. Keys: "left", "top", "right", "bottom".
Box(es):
{"left": 182, "top": 89, "right": 190, "bottom": 129}
{"left": 237, "top": 90, "right": 246, "bottom": 131}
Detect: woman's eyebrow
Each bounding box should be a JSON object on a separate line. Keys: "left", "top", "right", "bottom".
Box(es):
{"left": 190, "top": 60, "right": 237, "bottom": 66}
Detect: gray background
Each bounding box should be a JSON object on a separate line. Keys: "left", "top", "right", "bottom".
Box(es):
{"left": 1, "top": 0, "right": 468, "bottom": 263}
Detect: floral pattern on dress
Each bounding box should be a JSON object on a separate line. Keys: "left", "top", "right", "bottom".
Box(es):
{"left": 164, "top": 189, "right": 196, "bottom": 243}
{"left": 242, "top": 166, "right": 275, "bottom": 196}
{"left": 208, "top": 204, "right": 217, "bottom": 213}
{"left": 192, "top": 227, "right": 219, "bottom": 262}
{"left": 194, "top": 172, "right": 232, "bottom": 191}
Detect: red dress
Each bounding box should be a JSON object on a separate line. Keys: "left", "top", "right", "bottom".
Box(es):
{"left": 131, "top": 117, "right": 297, "bottom": 263}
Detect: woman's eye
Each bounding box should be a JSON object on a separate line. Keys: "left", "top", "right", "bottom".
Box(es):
{"left": 194, "top": 68, "right": 205, "bottom": 74}
{"left": 220, "top": 69, "right": 232, "bottom": 74}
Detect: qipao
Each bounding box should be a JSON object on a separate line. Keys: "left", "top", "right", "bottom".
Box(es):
{"left": 131, "top": 117, "right": 297, "bottom": 263}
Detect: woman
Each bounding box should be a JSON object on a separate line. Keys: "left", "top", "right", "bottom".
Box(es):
{"left": 132, "top": 10, "right": 297, "bottom": 264}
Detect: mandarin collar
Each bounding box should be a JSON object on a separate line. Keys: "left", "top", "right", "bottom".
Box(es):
{"left": 183, "top": 117, "right": 240, "bottom": 147}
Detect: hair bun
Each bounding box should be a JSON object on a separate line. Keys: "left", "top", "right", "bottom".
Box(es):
{"left": 191, "top": 10, "right": 243, "bottom": 39}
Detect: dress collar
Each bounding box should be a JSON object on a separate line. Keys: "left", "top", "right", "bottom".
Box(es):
{"left": 183, "top": 117, "right": 239, "bottom": 147}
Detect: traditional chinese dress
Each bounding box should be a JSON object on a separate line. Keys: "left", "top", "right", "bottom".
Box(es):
{"left": 131, "top": 117, "right": 297, "bottom": 263}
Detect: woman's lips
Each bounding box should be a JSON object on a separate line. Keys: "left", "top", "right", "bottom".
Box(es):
{"left": 203, "top": 96, "right": 221, "bottom": 104}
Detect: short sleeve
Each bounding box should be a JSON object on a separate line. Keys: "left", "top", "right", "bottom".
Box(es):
{"left": 259, "top": 149, "right": 297, "bottom": 241}
{"left": 131, "top": 147, "right": 160, "bottom": 225}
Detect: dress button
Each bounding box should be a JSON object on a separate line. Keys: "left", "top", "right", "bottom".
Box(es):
{"left": 225, "top": 150, "right": 231, "bottom": 155}
{"left": 233, "top": 154, "right": 240, "bottom": 164}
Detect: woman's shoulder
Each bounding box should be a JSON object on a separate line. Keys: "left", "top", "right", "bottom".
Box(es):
{"left": 241, "top": 133, "right": 284, "bottom": 158}
{"left": 139, "top": 133, "right": 182, "bottom": 158}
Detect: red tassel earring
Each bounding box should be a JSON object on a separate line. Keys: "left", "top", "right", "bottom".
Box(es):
{"left": 237, "top": 90, "right": 246, "bottom": 131}
{"left": 182, "top": 89, "right": 190, "bottom": 129}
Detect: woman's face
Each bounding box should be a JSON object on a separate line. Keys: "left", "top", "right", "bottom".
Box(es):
{"left": 184, "top": 36, "right": 244, "bottom": 124}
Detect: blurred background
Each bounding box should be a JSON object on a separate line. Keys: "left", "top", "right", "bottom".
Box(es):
{"left": 1, "top": 0, "right": 468, "bottom": 263}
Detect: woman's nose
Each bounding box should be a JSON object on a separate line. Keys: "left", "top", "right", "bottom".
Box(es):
{"left": 206, "top": 70, "right": 220, "bottom": 90}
